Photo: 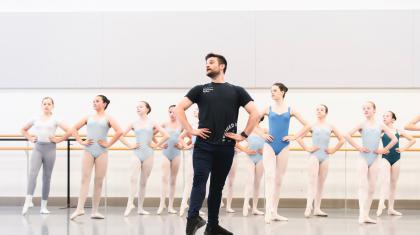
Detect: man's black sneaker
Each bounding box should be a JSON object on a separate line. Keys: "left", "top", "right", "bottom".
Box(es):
{"left": 186, "top": 215, "right": 206, "bottom": 235}
{"left": 204, "top": 224, "right": 233, "bottom": 235}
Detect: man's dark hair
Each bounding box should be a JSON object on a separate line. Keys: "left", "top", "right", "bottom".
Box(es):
{"left": 205, "top": 53, "right": 227, "bottom": 73}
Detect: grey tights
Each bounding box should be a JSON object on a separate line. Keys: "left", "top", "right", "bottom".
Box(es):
{"left": 27, "top": 142, "right": 56, "bottom": 200}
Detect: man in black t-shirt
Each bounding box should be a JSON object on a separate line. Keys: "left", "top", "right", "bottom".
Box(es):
{"left": 175, "top": 53, "right": 259, "bottom": 235}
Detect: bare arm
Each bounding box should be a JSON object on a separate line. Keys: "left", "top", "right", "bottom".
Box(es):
{"left": 285, "top": 109, "right": 310, "bottom": 141}
{"left": 49, "top": 121, "right": 72, "bottom": 143}
{"left": 404, "top": 115, "right": 420, "bottom": 131}
{"left": 296, "top": 125, "right": 313, "bottom": 152}
{"left": 242, "top": 101, "right": 260, "bottom": 136}
{"left": 345, "top": 123, "right": 366, "bottom": 152}
{"left": 224, "top": 101, "right": 260, "bottom": 141}
{"left": 174, "top": 97, "right": 211, "bottom": 139}
{"left": 253, "top": 125, "right": 265, "bottom": 137}
{"left": 253, "top": 107, "right": 270, "bottom": 138}
{"left": 21, "top": 121, "right": 36, "bottom": 143}
{"left": 253, "top": 111, "right": 274, "bottom": 142}
{"left": 376, "top": 124, "right": 398, "bottom": 154}
{"left": 98, "top": 116, "right": 123, "bottom": 148}
{"left": 119, "top": 124, "right": 136, "bottom": 149}
{"left": 261, "top": 106, "right": 269, "bottom": 117}
{"left": 57, "top": 122, "right": 71, "bottom": 135}
{"left": 152, "top": 129, "right": 159, "bottom": 144}
{"left": 151, "top": 122, "right": 170, "bottom": 148}
{"left": 174, "top": 98, "right": 194, "bottom": 133}
{"left": 235, "top": 141, "right": 257, "bottom": 155}
{"left": 177, "top": 129, "right": 192, "bottom": 149}
{"left": 72, "top": 116, "right": 90, "bottom": 146}
{"left": 327, "top": 125, "right": 345, "bottom": 154}
{"left": 398, "top": 130, "right": 416, "bottom": 152}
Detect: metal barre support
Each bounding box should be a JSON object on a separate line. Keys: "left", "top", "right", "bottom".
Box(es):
{"left": 67, "top": 139, "right": 71, "bottom": 208}
{"left": 0, "top": 137, "right": 75, "bottom": 209}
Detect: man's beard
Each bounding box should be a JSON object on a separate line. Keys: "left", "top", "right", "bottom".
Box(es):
{"left": 206, "top": 70, "right": 220, "bottom": 79}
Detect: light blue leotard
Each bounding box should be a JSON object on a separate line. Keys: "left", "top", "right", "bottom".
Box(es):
{"left": 247, "top": 135, "right": 264, "bottom": 164}
{"left": 86, "top": 116, "right": 110, "bottom": 158}
{"left": 360, "top": 123, "right": 381, "bottom": 167}
{"left": 162, "top": 127, "right": 181, "bottom": 161}
{"left": 267, "top": 107, "right": 291, "bottom": 155}
{"left": 311, "top": 125, "right": 332, "bottom": 163}
{"left": 133, "top": 121, "right": 154, "bottom": 162}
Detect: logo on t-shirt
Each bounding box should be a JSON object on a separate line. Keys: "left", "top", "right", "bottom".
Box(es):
{"left": 202, "top": 86, "right": 214, "bottom": 93}
{"left": 222, "top": 122, "right": 237, "bottom": 142}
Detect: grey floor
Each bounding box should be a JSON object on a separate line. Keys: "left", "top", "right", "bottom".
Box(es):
{"left": 1, "top": 207, "right": 420, "bottom": 235}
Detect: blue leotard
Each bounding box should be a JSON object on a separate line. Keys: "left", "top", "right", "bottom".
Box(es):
{"left": 311, "top": 125, "right": 331, "bottom": 163}
{"left": 162, "top": 127, "right": 181, "bottom": 161}
{"left": 360, "top": 123, "right": 381, "bottom": 167}
{"left": 85, "top": 116, "right": 110, "bottom": 158}
{"left": 247, "top": 135, "right": 264, "bottom": 164}
{"left": 267, "top": 107, "right": 291, "bottom": 155}
{"left": 133, "top": 121, "right": 154, "bottom": 162}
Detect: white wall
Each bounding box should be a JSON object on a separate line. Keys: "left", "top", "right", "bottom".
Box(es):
{"left": 1, "top": 88, "right": 419, "bottom": 202}
{"left": 2, "top": 11, "right": 420, "bottom": 89}
{"left": 1, "top": 0, "right": 420, "bottom": 11}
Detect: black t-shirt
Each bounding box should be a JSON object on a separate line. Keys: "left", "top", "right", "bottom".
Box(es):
{"left": 185, "top": 82, "right": 253, "bottom": 146}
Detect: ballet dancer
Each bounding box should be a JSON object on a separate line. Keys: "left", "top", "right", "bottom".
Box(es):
{"left": 157, "top": 104, "right": 184, "bottom": 214}
{"left": 21, "top": 97, "right": 70, "bottom": 215}
{"left": 376, "top": 111, "right": 415, "bottom": 216}
{"left": 260, "top": 82, "right": 309, "bottom": 223}
{"left": 69, "top": 95, "right": 123, "bottom": 220}
{"left": 120, "top": 101, "right": 169, "bottom": 216}
{"left": 235, "top": 117, "right": 266, "bottom": 217}
{"left": 296, "top": 104, "right": 345, "bottom": 218}
{"left": 345, "top": 101, "right": 397, "bottom": 224}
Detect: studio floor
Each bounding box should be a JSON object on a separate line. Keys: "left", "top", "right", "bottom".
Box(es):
{"left": 1, "top": 207, "right": 420, "bottom": 235}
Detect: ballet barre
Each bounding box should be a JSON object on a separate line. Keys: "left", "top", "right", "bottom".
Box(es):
{"left": 1, "top": 134, "right": 419, "bottom": 209}
{"left": 2, "top": 133, "right": 420, "bottom": 138}
{"left": 0, "top": 136, "right": 73, "bottom": 208}
{"left": 2, "top": 146, "right": 420, "bottom": 152}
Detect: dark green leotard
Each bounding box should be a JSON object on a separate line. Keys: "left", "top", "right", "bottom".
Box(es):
{"left": 381, "top": 132, "right": 400, "bottom": 165}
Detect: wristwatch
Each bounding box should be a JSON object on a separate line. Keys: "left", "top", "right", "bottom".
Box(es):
{"left": 240, "top": 131, "right": 249, "bottom": 139}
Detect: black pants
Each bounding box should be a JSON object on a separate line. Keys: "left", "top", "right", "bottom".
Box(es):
{"left": 187, "top": 141, "right": 235, "bottom": 227}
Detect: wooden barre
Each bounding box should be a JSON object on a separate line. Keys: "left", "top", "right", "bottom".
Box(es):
{"left": 0, "top": 147, "right": 161, "bottom": 151}
{"left": 2, "top": 134, "right": 420, "bottom": 138}
{"left": 1, "top": 146, "right": 420, "bottom": 152}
